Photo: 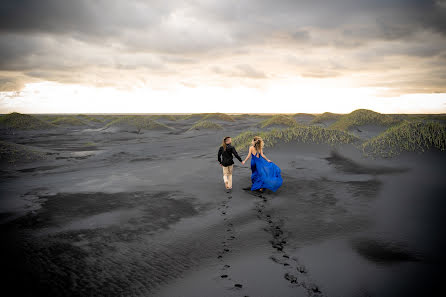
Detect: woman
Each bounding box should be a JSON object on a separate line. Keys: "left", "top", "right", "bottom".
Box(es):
{"left": 218, "top": 136, "right": 243, "bottom": 192}
{"left": 242, "top": 136, "right": 283, "bottom": 192}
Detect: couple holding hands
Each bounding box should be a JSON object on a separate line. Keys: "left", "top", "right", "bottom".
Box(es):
{"left": 217, "top": 136, "right": 283, "bottom": 193}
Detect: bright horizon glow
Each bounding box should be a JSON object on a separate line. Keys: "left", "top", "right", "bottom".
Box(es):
{"left": 1, "top": 80, "right": 445, "bottom": 114}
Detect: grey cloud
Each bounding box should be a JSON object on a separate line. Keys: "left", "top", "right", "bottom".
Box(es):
{"left": 235, "top": 64, "right": 267, "bottom": 79}
{"left": 291, "top": 30, "right": 311, "bottom": 42}
{"left": 1, "top": 0, "right": 445, "bottom": 53}
{"left": 0, "top": 0, "right": 446, "bottom": 92}
{"left": 0, "top": 0, "right": 171, "bottom": 36}
{"left": 211, "top": 64, "right": 267, "bottom": 79}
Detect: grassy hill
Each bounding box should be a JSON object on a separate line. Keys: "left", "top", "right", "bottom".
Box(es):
{"left": 330, "top": 109, "right": 401, "bottom": 131}
{"left": 361, "top": 120, "right": 446, "bottom": 158}
{"left": 310, "top": 112, "right": 343, "bottom": 125}
{"left": 103, "top": 116, "right": 171, "bottom": 133}
{"left": 150, "top": 114, "right": 181, "bottom": 121}
{"left": 260, "top": 115, "right": 298, "bottom": 128}
{"left": 50, "top": 116, "right": 90, "bottom": 126}
{"left": 76, "top": 114, "right": 105, "bottom": 123}
{"left": 202, "top": 113, "right": 235, "bottom": 122}
{"left": 0, "top": 112, "right": 56, "bottom": 130}
{"left": 188, "top": 120, "right": 223, "bottom": 131}
{"left": 233, "top": 126, "right": 359, "bottom": 151}
{"left": 0, "top": 140, "right": 48, "bottom": 163}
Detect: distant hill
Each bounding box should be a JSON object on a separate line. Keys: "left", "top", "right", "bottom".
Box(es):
{"left": 310, "top": 112, "right": 343, "bottom": 126}
{"left": 188, "top": 120, "right": 223, "bottom": 131}
{"left": 0, "top": 140, "right": 48, "bottom": 163}
{"left": 102, "top": 115, "right": 172, "bottom": 133}
{"left": 0, "top": 112, "right": 56, "bottom": 130}
{"left": 201, "top": 113, "right": 235, "bottom": 122}
{"left": 260, "top": 115, "right": 298, "bottom": 128}
{"left": 330, "top": 109, "right": 401, "bottom": 130}
{"left": 50, "top": 116, "right": 90, "bottom": 126}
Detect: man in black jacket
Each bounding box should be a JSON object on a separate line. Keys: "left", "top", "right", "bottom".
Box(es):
{"left": 218, "top": 136, "right": 243, "bottom": 192}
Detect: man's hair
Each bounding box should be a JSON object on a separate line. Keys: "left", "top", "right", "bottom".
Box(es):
{"left": 222, "top": 136, "right": 231, "bottom": 151}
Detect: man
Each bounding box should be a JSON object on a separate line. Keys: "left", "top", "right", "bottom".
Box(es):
{"left": 218, "top": 136, "right": 243, "bottom": 193}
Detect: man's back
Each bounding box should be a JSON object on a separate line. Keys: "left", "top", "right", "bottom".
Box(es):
{"left": 218, "top": 144, "right": 242, "bottom": 166}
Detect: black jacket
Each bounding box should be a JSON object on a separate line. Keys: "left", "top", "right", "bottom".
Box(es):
{"left": 218, "top": 144, "right": 242, "bottom": 166}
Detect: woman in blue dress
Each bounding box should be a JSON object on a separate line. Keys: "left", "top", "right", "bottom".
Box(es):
{"left": 242, "top": 136, "right": 283, "bottom": 192}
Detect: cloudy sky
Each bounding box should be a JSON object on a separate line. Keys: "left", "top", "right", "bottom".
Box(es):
{"left": 1, "top": 0, "right": 446, "bottom": 114}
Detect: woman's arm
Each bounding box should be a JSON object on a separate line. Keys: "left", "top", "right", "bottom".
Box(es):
{"left": 260, "top": 149, "right": 272, "bottom": 162}
{"left": 242, "top": 146, "right": 252, "bottom": 164}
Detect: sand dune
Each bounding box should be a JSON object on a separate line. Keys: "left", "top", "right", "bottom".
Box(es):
{"left": 0, "top": 111, "right": 445, "bottom": 297}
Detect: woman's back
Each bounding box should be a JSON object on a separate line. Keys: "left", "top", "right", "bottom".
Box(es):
{"left": 249, "top": 146, "right": 282, "bottom": 192}
{"left": 250, "top": 145, "right": 261, "bottom": 158}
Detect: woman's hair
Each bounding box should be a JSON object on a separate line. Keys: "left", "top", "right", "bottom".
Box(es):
{"left": 253, "top": 136, "right": 264, "bottom": 152}
{"left": 222, "top": 136, "right": 231, "bottom": 151}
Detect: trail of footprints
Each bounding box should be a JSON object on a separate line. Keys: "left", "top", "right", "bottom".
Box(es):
{"left": 253, "top": 193, "right": 325, "bottom": 297}
{"left": 217, "top": 194, "right": 248, "bottom": 296}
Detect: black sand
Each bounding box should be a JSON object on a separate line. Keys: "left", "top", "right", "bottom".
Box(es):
{"left": 1, "top": 115, "right": 445, "bottom": 297}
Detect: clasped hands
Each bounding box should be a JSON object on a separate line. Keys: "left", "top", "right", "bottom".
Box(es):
{"left": 241, "top": 160, "right": 271, "bottom": 165}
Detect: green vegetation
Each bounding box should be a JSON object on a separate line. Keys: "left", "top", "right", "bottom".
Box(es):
{"left": 260, "top": 115, "right": 298, "bottom": 128}
{"left": 310, "top": 112, "right": 343, "bottom": 125}
{"left": 330, "top": 109, "right": 401, "bottom": 131}
{"left": 0, "top": 140, "right": 47, "bottom": 163}
{"left": 180, "top": 113, "right": 235, "bottom": 121}
{"left": 34, "top": 115, "right": 57, "bottom": 122}
{"left": 103, "top": 115, "right": 171, "bottom": 133}
{"left": 233, "top": 126, "right": 359, "bottom": 151}
{"left": 202, "top": 113, "right": 235, "bottom": 122}
{"left": 150, "top": 114, "right": 180, "bottom": 121}
{"left": 189, "top": 120, "right": 223, "bottom": 130}
{"left": 232, "top": 114, "right": 252, "bottom": 119}
{"left": 361, "top": 120, "right": 446, "bottom": 158}
{"left": 403, "top": 114, "right": 446, "bottom": 121}
{"left": 180, "top": 114, "right": 206, "bottom": 120}
{"left": 76, "top": 114, "right": 105, "bottom": 123}
{"left": 0, "top": 112, "right": 56, "bottom": 130}
{"left": 50, "top": 116, "right": 89, "bottom": 126}
{"left": 293, "top": 113, "right": 316, "bottom": 117}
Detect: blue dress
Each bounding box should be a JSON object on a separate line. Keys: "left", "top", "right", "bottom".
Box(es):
{"left": 251, "top": 151, "right": 283, "bottom": 192}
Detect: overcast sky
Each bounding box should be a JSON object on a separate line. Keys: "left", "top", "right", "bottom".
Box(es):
{"left": 1, "top": 0, "right": 446, "bottom": 113}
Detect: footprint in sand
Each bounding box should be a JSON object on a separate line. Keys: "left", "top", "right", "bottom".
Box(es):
{"left": 253, "top": 193, "right": 324, "bottom": 297}
{"left": 216, "top": 194, "right": 246, "bottom": 291}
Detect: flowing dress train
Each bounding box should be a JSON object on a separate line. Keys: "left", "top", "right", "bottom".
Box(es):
{"left": 250, "top": 152, "right": 283, "bottom": 192}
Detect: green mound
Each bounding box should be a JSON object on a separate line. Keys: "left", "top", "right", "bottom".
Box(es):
{"left": 0, "top": 112, "right": 56, "bottom": 130}
{"left": 0, "top": 140, "right": 47, "bottom": 163}
{"left": 310, "top": 112, "right": 343, "bottom": 125}
{"left": 361, "top": 120, "right": 446, "bottom": 158}
{"left": 330, "top": 109, "right": 401, "bottom": 130}
{"left": 150, "top": 114, "right": 180, "bottom": 121}
{"left": 103, "top": 116, "right": 171, "bottom": 133}
{"left": 232, "top": 114, "right": 252, "bottom": 119}
{"left": 189, "top": 120, "right": 223, "bottom": 130}
{"left": 202, "top": 113, "right": 235, "bottom": 122}
{"left": 50, "top": 116, "right": 90, "bottom": 126}
{"left": 293, "top": 113, "right": 316, "bottom": 117}
{"left": 179, "top": 114, "right": 203, "bottom": 120}
{"left": 233, "top": 126, "right": 359, "bottom": 151}
{"left": 260, "top": 115, "right": 298, "bottom": 128}
{"left": 76, "top": 114, "right": 104, "bottom": 123}
{"left": 404, "top": 114, "right": 446, "bottom": 122}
